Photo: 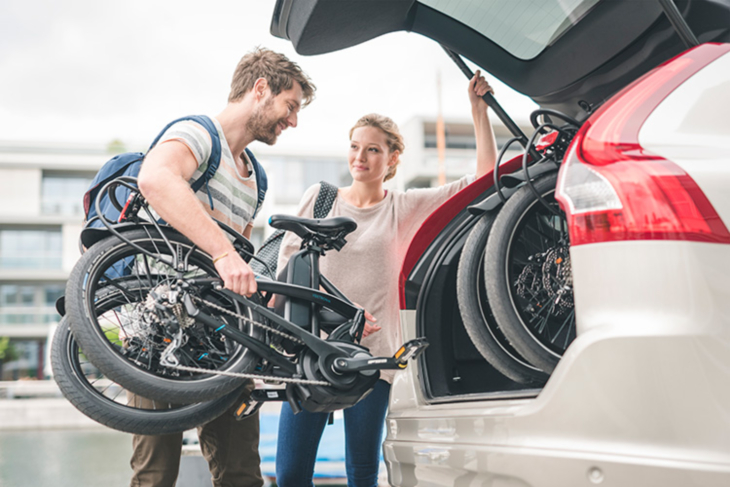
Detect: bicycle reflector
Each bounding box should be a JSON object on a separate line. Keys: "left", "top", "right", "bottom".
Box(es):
{"left": 556, "top": 43, "right": 730, "bottom": 246}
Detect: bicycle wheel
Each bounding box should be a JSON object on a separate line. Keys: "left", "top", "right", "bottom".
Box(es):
{"left": 457, "top": 213, "right": 549, "bottom": 384}
{"left": 52, "top": 316, "right": 246, "bottom": 435}
{"left": 66, "top": 226, "right": 264, "bottom": 404}
{"left": 485, "top": 173, "right": 575, "bottom": 373}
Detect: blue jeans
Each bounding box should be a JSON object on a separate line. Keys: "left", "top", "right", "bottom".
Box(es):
{"left": 275, "top": 380, "right": 391, "bottom": 487}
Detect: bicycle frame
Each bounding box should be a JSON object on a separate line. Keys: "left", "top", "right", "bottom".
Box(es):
{"left": 86, "top": 177, "right": 428, "bottom": 397}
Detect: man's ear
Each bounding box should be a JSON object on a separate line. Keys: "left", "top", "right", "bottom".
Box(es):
{"left": 253, "top": 78, "right": 269, "bottom": 101}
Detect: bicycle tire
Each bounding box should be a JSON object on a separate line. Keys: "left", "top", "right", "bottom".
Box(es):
{"left": 457, "top": 213, "right": 549, "bottom": 384}
{"left": 485, "top": 173, "right": 575, "bottom": 373}
{"left": 52, "top": 316, "right": 245, "bottom": 435}
{"left": 66, "top": 226, "right": 263, "bottom": 404}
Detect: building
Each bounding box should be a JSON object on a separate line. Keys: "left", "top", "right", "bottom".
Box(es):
{"left": 0, "top": 116, "right": 532, "bottom": 380}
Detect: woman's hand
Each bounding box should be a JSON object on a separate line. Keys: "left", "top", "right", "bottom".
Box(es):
{"left": 468, "top": 69, "right": 494, "bottom": 111}
{"left": 469, "top": 70, "right": 498, "bottom": 179}
{"left": 356, "top": 305, "right": 381, "bottom": 338}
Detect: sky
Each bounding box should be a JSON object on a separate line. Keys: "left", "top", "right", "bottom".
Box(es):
{"left": 0, "top": 0, "right": 537, "bottom": 154}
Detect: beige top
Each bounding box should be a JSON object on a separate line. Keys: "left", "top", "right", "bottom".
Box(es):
{"left": 277, "top": 176, "right": 474, "bottom": 383}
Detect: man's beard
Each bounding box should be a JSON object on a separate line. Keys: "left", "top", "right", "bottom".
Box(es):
{"left": 247, "top": 97, "right": 281, "bottom": 146}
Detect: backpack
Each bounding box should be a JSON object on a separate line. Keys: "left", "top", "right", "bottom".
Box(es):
{"left": 251, "top": 181, "right": 338, "bottom": 279}
{"left": 83, "top": 115, "right": 268, "bottom": 227}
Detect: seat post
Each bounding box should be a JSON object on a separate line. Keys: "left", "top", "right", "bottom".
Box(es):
{"left": 309, "top": 249, "right": 321, "bottom": 336}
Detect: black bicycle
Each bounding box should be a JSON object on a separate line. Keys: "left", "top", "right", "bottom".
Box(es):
{"left": 53, "top": 177, "right": 428, "bottom": 435}
{"left": 456, "top": 107, "right": 579, "bottom": 381}
{"left": 445, "top": 41, "right": 580, "bottom": 383}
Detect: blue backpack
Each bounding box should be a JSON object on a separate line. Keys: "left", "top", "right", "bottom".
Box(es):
{"left": 83, "top": 115, "right": 268, "bottom": 227}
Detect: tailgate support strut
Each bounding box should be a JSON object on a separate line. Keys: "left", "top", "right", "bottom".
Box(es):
{"left": 658, "top": 0, "right": 699, "bottom": 49}
{"left": 442, "top": 46, "right": 540, "bottom": 162}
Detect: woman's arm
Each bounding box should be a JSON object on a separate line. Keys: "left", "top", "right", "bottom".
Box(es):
{"left": 469, "top": 70, "right": 498, "bottom": 179}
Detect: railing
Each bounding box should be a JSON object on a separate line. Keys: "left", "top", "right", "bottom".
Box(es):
{"left": 0, "top": 380, "right": 63, "bottom": 399}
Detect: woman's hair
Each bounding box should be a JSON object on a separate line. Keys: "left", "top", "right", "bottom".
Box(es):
{"left": 349, "top": 113, "right": 405, "bottom": 182}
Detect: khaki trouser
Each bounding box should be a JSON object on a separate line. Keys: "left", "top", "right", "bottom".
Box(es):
{"left": 128, "top": 381, "right": 263, "bottom": 487}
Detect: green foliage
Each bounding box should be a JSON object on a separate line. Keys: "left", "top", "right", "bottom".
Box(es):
{"left": 106, "top": 139, "right": 127, "bottom": 154}
{"left": 0, "top": 337, "right": 18, "bottom": 362}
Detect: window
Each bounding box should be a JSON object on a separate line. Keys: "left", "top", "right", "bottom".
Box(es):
{"left": 268, "top": 157, "right": 349, "bottom": 204}
{"left": 0, "top": 283, "right": 64, "bottom": 324}
{"left": 41, "top": 173, "right": 94, "bottom": 216}
{"left": 424, "top": 134, "right": 477, "bottom": 150}
{"left": 0, "top": 339, "right": 42, "bottom": 380}
{"left": 0, "top": 228, "right": 62, "bottom": 269}
{"left": 419, "top": 0, "right": 600, "bottom": 60}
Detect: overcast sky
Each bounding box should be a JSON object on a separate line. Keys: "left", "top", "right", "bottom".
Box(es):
{"left": 0, "top": 0, "right": 537, "bottom": 154}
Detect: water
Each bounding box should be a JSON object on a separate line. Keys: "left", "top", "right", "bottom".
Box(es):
{"left": 0, "top": 411, "right": 381, "bottom": 486}
{"left": 0, "top": 429, "right": 133, "bottom": 487}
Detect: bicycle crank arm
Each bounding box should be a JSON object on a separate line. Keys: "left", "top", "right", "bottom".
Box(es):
{"left": 331, "top": 338, "right": 430, "bottom": 373}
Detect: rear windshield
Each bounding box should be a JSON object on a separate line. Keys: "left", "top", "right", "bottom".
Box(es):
{"left": 419, "top": 0, "right": 600, "bottom": 60}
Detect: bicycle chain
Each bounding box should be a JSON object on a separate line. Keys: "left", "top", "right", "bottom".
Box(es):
{"left": 193, "top": 295, "right": 305, "bottom": 345}
{"left": 162, "top": 295, "right": 332, "bottom": 386}
{"left": 164, "top": 363, "right": 332, "bottom": 386}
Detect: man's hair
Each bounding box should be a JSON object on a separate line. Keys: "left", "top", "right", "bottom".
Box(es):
{"left": 229, "top": 48, "right": 315, "bottom": 106}
{"left": 349, "top": 113, "right": 405, "bottom": 182}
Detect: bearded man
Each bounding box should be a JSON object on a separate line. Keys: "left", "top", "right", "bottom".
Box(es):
{"left": 131, "top": 48, "right": 315, "bottom": 487}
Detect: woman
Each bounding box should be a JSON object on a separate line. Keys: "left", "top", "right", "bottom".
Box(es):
{"left": 275, "top": 71, "right": 498, "bottom": 487}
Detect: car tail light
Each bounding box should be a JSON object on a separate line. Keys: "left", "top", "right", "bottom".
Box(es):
{"left": 556, "top": 43, "right": 730, "bottom": 246}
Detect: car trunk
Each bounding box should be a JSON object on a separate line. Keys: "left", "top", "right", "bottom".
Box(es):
{"left": 271, "top": 0, "right": 730, "bottom": 120}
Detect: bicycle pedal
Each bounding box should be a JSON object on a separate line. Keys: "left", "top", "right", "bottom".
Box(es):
{"left": 235, "top": 389, "right": 288, "bottom": 420}
{"left": 393, "top": 338, "right": 430, "bottom": 368}
{"left": 234, "top": 397, "right": 263, "bottom": 420}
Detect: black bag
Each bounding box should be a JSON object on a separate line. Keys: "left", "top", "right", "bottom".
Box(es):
{"left": 251, "top": 181, "right": 338, "bottom": 279}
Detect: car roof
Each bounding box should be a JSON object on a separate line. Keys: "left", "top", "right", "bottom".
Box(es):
{"left": 271, "top": 0, "right": 730, "bottom": 120}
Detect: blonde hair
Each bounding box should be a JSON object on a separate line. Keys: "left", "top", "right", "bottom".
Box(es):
{"left": 228, "top": 47, "right": 316, "bottom": 106}
{"left": 349, "top": 114, "right": 405, "bottom": 182}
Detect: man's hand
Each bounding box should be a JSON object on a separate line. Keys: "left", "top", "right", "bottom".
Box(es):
{"left": 214, "top": 252, "right": 258, "bottom": 296}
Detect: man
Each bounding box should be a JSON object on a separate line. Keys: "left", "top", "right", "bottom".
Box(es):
{"left": 131, "top": 47, "right": 315, "bottom": 487}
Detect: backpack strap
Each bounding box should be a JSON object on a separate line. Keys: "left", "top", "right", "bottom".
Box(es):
{"left": 148, "top": 115, "right": 222, "bottom": 210}
{"left": 246, "top": 148, "right": 268, "bottom": 218}
{"left": 313, "top": 181, "right": 338, "bottom": 219}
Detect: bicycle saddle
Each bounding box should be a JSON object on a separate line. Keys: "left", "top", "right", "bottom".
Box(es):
{"left": 269, "top": 215, "right": 357, "bottom": 239}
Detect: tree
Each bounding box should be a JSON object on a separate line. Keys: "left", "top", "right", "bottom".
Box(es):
{"left": 0, "top": 337, "right": 18, "bottom": 380}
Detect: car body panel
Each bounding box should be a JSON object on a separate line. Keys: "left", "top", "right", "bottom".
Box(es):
{"left": 389, "top": 241, "right": 730, "bottom": 486}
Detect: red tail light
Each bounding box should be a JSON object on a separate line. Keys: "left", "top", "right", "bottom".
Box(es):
{"left": 556, "top": 43, "right": 730, "bottom": 246}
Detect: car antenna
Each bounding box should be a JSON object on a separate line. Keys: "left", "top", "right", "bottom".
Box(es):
{"left": 657, "top": 0, "right": 699, "bottom": 49}
{"left": 441, "top": 46, "right": 540, "bottom": 162}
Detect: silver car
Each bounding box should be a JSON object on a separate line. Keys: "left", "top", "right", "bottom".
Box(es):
{"left": 272, "top": 0, "right": 730, "bottom": 485}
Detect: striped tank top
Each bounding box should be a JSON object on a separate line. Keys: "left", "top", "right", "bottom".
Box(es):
{"left": 156, "top": 118, "right": 258, "bottom": 234}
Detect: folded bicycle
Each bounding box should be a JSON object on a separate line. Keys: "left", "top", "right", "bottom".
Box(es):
{"left": 52, "top": 177, "right": 428, "bottom": 435}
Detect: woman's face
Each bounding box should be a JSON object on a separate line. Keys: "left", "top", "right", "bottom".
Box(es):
{"left": 348, "top": 126, "right": 398, "bottom": 184}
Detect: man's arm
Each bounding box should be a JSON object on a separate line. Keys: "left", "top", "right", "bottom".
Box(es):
{"left": 469, "top": 70, "right": 498, "bottom": 179}
{"left": 138, "top": 140, "right": 257, "bottom": 296}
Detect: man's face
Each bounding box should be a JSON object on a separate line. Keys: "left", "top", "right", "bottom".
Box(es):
{"left": 247, "top": 82, "right": 304, "bottom": 145}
